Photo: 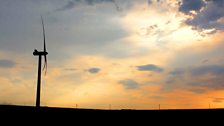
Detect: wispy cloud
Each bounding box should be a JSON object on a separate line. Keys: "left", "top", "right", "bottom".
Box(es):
{"left": 212, "top": 98, "right": 224, "bottom": 103}
{"left": 56, "top": 0, "right": 117, "bottom": 11}
{"left": 55, "top": 0, "right": 79, "bottom": 11}
{"left": 0, "top": 59, "right": 15, "bottom": 68}
{"left": 64, "top": 68, "right": 77, "bottom": 71}
{"left": 119, "top": 79, "right": 140, "bottom": 89}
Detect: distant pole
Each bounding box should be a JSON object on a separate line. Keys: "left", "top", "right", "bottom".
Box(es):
{"left": 209, "top": 103, "right": 211, "bottom": 109}
{"left": 159, "top": 104, "right": 160, "bottom": 110}
{"left": 109, "top": 104, "right": 111, "bottom": 110}
{"left": 76, "top": 104, "right": 78, "bottom": 109}
{"left": 36, "top": 55, "right": 42, "bottom": 108}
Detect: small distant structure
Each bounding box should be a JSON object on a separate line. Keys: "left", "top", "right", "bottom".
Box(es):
{"left": 109, "top": 104, "right": 111, "bottom": 110}
{"left": 76, "top": 104, "right": 78, "bottom": 109}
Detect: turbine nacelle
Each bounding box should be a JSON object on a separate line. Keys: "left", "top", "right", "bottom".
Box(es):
{"left": 33, "top": 49, "right": 48, "bottom": 56}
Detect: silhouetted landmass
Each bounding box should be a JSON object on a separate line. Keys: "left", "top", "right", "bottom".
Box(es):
{"left": 0, "top": 105, "right": 223, "bottom": 124}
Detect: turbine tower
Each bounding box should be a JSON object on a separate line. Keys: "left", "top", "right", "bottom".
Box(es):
{"left": 33, "top": 16, "right": 48, "bottom": 108}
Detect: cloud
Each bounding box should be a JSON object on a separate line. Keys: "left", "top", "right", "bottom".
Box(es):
{"left": 64, "top": 68, "right": 77, "bottom": 71}
{"left": 56, "top": 0, "right": 116, "bottom": 11}
{"left": 87, "top": 68, "right": 101, "bottom": 74}
{"left": 147, "top": 0, "right": 153, "bottom": 5}
{"left": 189, "top": 88, "right": 206, "bottom": 94}
{"left": 119, "top": 79, "right": 140, "bottom": 89}
{"left": 191, "top": 65, "right": 224, "bottom": 75}
{"left": 56, "top": 0, "right": 79, "bottom": 11}
{"left": 85, "top": 0, "right": 115, "bottom": 5}
{"left": 179, "top": 0, "right": 205, "bottom": 14}
{"left": 213, "top": 98, "right": 224, "bottom": 103}
{"left": 166, "top": 65, "right": 224, "bottom": 92}
{"left": 180, "top": 0, "right": 224, "bottom": 31}
{"left": 0, "top": 59, "right": 15, "bottom": 68}
{"left": 169, "top": 69, "right": 185, "bottom": 76}
{"left": 137, "top": 64, "right": 163, "bottom": 72}
{"left": 137, "top": 24, "right": 158, "bottom": 36}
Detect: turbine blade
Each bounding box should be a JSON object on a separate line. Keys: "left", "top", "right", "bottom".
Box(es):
{"left": 43, "top": 55, "right": 47, "bottom": 75}
{"left": 41, "top": 16, "right": 48, "bottom": 75}
{"left": 41, "top": 16, "right": 47, "bottom": 53}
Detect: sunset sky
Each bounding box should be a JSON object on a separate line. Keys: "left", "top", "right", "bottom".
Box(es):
{"left": 0, "top": 0, "right": 224, "bottom": 109}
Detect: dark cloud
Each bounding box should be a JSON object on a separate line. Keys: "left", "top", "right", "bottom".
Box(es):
{"left": 180, "top": 0, "right": 224, "bottom": 31}
{"left": 205, "top": 0, "right": 224, "bottom": 7}
{"left": 87, "top": 68, "right": 101, "bottom": 74}
{"left": 147, "top": 0, "right": 152, "bottom": 5}
{"left": 166, "top": 65, "right": 224, "bottom": 92}
{"left": 137, "top": 64, "right": 163, "bottom": 72}
{"left": 0, "top": 59, "right": 15, "bottom": 68}
{"left": 194, "top": 77, "right": 224, "bottom": 90}
{"left": 191, "top": 65, "right": 224, "bottom": 75}
{"left": 119, "top": 79, "right": 140, "bottom": 89}
{"left": 56, "top": 0, "right": 80, "bottom": 11}
{"left": 56, "top": 0, "right": 116, "bottom": 11}
{"left": 179, "top": 0, "right": 205, "bottom": 14}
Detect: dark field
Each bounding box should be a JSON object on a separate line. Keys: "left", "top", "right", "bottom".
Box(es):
{"left": 0, "top": 105, "right": 223, "bottom": 124}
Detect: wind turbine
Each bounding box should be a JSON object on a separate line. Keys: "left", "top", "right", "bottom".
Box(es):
{"left": 33, "top": 16, "right": 48, "bottom": 108}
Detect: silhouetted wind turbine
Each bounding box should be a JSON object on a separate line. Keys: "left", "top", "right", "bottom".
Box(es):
{"left": 33, "top": 16, "right": 48, "bottom": 108}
